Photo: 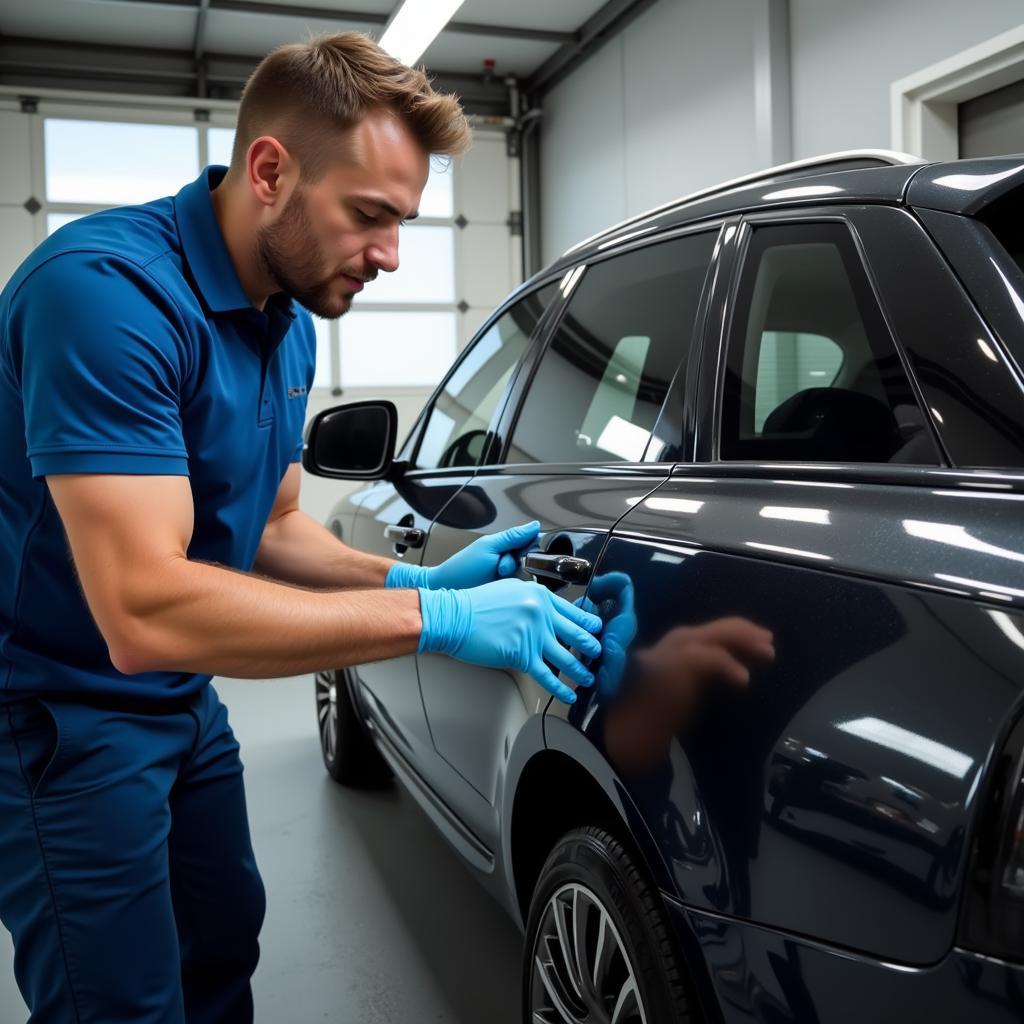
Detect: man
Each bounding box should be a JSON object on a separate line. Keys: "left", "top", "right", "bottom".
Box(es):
{"left": 0, "top": 33, "right": 602, "bottom": 1022}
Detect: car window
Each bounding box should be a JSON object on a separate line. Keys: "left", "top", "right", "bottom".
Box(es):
{"left": 721, "top": 223, "right": 941, "bottom": 464}
{"left": 754, "top": 331, "right": 844, "bottom": 431}
{"left": 414, "top": 283, "right": 556, "bottom": 470}
{"left": 504, "top": 232, "right": 717, "bottom": 465}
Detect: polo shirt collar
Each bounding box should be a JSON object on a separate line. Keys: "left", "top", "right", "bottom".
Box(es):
{"left": 174, "top": 165, "right": 295, "bottom": 322}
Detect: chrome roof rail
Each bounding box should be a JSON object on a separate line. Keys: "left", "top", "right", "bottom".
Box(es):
{"left": 562, "top": 149, "right": 926, "bottom": 257}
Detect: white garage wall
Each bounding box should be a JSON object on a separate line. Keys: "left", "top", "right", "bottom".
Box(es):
{"left": 540, "top": 0, "right": 1024, "bottom": 263}
{"left": 540, "top": 0, "right": 759, "bottom": 264}
{"left": 790, "top": 0, "right": 1024, "bottom": 158}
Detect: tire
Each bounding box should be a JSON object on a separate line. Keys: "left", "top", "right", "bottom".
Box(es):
{"left": 523, "top": 826, "right": 696, "bottom": 1024}
{"left": 314, "top": 668, "right": 393, "bottom": 787}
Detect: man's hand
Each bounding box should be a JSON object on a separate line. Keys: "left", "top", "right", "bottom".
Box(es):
{"left": 603, "top": 617, "right": 775, "bottom": 775}
{"left": 577, "top": 572, "right": 637, "bottom": 698}
{"left": 417, "top": 577, "right": 602, "bottom": 704}
{"left": 386, "top": 521, "right": 540, "bottom": 591}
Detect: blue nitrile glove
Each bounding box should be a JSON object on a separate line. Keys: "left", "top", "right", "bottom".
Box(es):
{"left": 578, "top": 572, "right": 637, "bottom": 699}
{"left": 385, "top": 521, "right": 541, "bottom": 591}
{"left": 417, "top": 577, "right": 603, "bottom": 704}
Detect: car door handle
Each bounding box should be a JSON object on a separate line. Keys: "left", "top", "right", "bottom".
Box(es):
{"left": 384, "top": 524, "right": 425, "bottom": 548}
{"left": 522, "top": 552, "right": 593, "bottom": 585}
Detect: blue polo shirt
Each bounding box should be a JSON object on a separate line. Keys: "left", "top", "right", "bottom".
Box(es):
{"left": 0, "top": 165, "right": 316, "bottom": 702}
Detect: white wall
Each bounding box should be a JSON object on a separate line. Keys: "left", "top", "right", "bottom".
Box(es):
{"left": 790, "top": 0, "right": 1024, "bottom": 158}
{"left": 540, "top": 0, "right": 759, "bottom": 263}
{"left": 539, "top": 0, "right": 1024, "bottom": 261}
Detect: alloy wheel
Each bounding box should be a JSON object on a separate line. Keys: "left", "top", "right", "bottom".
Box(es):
{"left": 530, "top": 882, "right": 648, "bottom": 1024}
{"left": 315, "top": 669, "right": 338, "bottom": 765}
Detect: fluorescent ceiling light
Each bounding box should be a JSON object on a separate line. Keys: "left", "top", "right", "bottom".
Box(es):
{"left": 837, "top": 717, "right": 973, "bottom": 779}
{"left": 990, "top": 610, "right": 1024, "bottom": 653}
{"left": 759, "top": 505, "right": 831, "bottom": 525}
{"left": 903, "top": 519, "right": 1024, "bottom": 565}
{"left": 379, "top": 0, "right": 466, "bottom": 66}
{"left": 644, "top": 496, "right": 705, "bottom": 515}
{"left": 745, "top": 541, "right": 832, "bottom": 561}
{"left": 596, "top": 415, "right": 650, "bottom": 462}
{"left": 932, "top": 164, "right": 1024, "bottom": 192}
{"left": 761, "top": 184, "right": 844, "bottom": 200}
{"left": 935, "top": 573, "right": 1024, "bottom": 599}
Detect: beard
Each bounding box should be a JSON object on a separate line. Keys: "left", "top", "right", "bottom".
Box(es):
{"left": 256, "top": 187, "right": 367, "bottom": 320}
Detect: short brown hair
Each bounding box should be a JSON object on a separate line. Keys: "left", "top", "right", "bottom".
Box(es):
{"left": 231, "top": 32, "right": 471, "bottom": 180}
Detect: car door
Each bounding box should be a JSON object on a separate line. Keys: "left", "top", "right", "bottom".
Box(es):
{"left": 573, "top": 208, "right": 1024, "bottom": 974}
{"left": 346, "top": 283, "right": 557, "bottom": 763}
{"left": 415, "top": 226, "right": 724, "bottom": 845}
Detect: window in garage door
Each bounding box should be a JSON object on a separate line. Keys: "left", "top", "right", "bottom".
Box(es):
{"left": 720, "top": 222, "right": 941, "bottom": 465}
{"left": 504, "top": 231, "right": 717, "bottom": 465}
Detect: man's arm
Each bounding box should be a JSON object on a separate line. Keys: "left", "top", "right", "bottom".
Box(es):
{"left": 251, "top": 463, "right": 393, "bottom": 588}
{"left": 47, "top": 473, "right": 420, "bottom": 679}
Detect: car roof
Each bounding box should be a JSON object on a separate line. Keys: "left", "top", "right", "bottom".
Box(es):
{"left": 534, "top": 151, "right": 1024, "bottom": 284}
{"left": 905, "top": 155, "right": 1024, "bottom": 215}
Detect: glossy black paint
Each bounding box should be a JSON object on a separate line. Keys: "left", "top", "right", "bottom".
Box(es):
{"left": 849, "top": 205, "right": 1024, "bottom": 468}
{"left": 417, "top": 464, "right": 668, "bottom": 845}
{"left": 344, "top": 469, "right": 469, "bottom": 759}
{"left": 571, "top": 475, "right": 1024, "bottom": 962}
{"left": 321, "top": 154, "right": 1024, "bottom": 1021}
{"left": 906, "top": 156, "right": 1024, "bottom": 216}
{"left": 669, "top": 901, "right": 1024, "bottom": 1024}
{"left": 914, "top": 208, "right": 1024, "bottom": 390}
{"left": 549, "top": 163, "right": 923, "bottom": 280}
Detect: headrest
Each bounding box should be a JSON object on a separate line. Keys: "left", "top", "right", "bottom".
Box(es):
{"left": 762, "top": 388, "right": 901, "bottom": 462}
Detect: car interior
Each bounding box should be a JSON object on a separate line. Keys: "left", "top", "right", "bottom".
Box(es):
{"left": 726, "top": 240, "right": 939, "bottom": 464}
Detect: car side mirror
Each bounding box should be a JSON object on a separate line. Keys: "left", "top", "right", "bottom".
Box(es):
{"left": 302, "top": 400, "right": 398, "bottom": 480}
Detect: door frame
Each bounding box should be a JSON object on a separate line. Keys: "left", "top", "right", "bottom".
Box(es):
{"left": 891, "top": 24, "right": 1024, "bottom": 161}
{"left": 493, "top": 219, "right": 733, "bottom": 468}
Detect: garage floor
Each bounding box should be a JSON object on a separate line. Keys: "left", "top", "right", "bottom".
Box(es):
{"left": 0, "top": 675, "right": 522, "bottom": 1024}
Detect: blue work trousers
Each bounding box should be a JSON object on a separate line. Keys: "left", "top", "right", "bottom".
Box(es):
{"left": 0, "top": 684, "right": 266, "bottom": 1023}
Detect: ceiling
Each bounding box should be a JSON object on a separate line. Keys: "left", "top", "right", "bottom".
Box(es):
{"left": 0, "top": 0, "right": 656, "bottom": 112}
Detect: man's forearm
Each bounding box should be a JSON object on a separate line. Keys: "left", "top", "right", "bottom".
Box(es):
{"left": 252, "top": 507, "right": 395, "bottom": 589}
{"left": 115, "top": 557, "right": 422, "bottom": 678}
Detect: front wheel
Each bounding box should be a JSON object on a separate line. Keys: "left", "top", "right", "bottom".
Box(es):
{"left": 523, "top": 826, "right": 696, "bottom": 1024}
{"left": 314, "top": 668, "right": 393, "bottom": 787}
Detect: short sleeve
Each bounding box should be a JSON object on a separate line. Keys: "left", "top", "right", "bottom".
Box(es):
{"left": 8, "top": 252, "right": 192, "bottom": 479}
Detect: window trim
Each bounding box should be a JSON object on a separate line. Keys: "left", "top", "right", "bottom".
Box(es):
{"left": 711, "top": 210, "right": 946, "bottom": 468}
{"left": 495, "top": 223, "right": 725, "bottom": 470}
{"left": 396, "top": 277, "right": 563, "bottom": 473}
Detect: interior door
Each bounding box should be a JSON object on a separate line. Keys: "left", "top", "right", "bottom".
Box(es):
{"left": 417, "top": 228, "right": 723, "bottom": 840}
{"left": 347, "top": 283, "right": 557, "bottom": 762}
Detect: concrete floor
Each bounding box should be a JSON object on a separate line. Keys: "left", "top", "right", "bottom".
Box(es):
{"left": 1, "top": 675, "right": 522, "bottom": 1023}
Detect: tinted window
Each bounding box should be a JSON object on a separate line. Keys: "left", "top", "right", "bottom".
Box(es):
{"left": 506, "top": 232, "right": 716, "bottom": 464}
{"left": 415, "top": 284, "right": 556, "bottom": 469}
{"left": 980, "top": 190, "right": 1024, "bottom": 279}
{"left": 721, "top": 223, "right": 940, "bottom": 464}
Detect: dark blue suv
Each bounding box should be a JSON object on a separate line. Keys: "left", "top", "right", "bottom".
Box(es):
{"left": 304, "top": 151, "right": 1024, "bottom": 1023}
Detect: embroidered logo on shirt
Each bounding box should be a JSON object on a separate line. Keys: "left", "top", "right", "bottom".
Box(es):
{"left": 287, "top": 386, "right": 307, "bottom": 399}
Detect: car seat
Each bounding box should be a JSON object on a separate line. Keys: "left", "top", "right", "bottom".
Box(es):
{"left": 761, "top": 387, "right": 903, "bottom": 462}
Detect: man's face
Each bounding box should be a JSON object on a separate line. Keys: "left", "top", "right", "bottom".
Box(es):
{"left": 257, "top": 108, "right": 429, "bottom": 319}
